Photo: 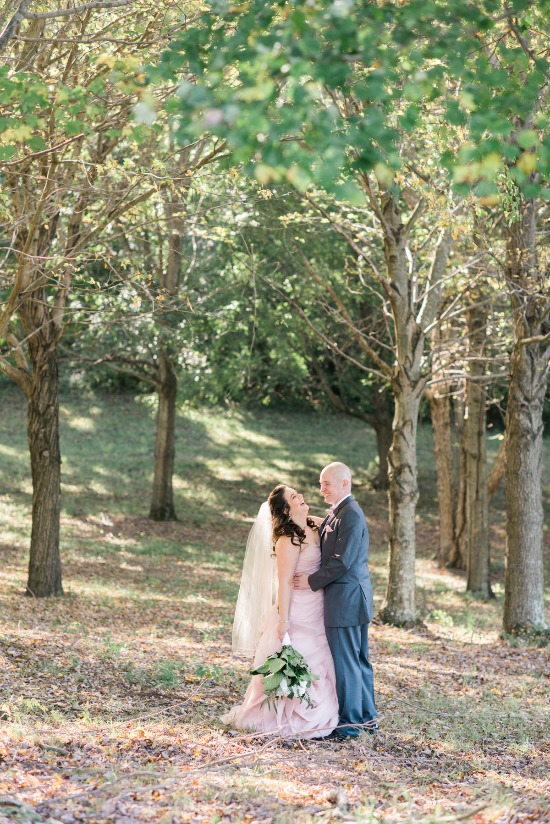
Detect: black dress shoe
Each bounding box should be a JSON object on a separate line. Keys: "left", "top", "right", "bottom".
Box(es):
{"left": 310, "top": 731, "right": 343, "bottom": 742}
{"left": 326, "top": 729, "right": 359, "bottom": 741}
{"left": 309, "top": 731, "right": 339, "bottom": 741}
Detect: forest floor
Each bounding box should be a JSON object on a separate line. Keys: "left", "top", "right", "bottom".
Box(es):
{"left": 0, "top": 388, "right": 549, "bottom": 824}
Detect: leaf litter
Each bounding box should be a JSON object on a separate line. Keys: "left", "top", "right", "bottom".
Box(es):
{"left": 1, "top": 509, "right": 548, "bottom": 824}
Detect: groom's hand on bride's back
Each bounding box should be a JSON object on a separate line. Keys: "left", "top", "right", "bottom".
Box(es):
{"left": 292, "top": 573, "right": 311, "bottom": 590}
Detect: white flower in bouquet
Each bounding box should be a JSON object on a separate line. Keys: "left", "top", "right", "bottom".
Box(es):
{"left": 279, "top": 677, "right": 290, "bottom": 696}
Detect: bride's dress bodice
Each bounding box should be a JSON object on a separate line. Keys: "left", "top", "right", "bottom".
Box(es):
{"left": 294, "top": 540, "right": 321, "bottom": 577}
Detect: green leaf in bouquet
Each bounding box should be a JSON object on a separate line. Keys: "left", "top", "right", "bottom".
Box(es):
{"left": 250, "top": 661, "right": 271, "bottom": 675}
{"left": 268, "top": 657, "right": 286, "bottom": 673}
{"left": 262, "top": 671, "right": 284, "bottom": 692}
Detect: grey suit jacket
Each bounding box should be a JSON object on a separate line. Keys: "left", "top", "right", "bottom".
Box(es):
{"left": 308, "top": 496, "right": 374, "bottom": 627}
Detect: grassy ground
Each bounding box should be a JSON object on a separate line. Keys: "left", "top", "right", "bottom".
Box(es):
{"left": 0, "top": 385, "right": 548, "bottom": 824}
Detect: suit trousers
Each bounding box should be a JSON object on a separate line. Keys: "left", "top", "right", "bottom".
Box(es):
{"left": 325, "top": 624, "right": 376, "bottom": 736}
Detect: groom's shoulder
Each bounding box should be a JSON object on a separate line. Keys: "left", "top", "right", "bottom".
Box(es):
{"left": 341, "top": 497, "right": 364, "bottom": 520}
{"left": 343, "top": 497, "right": 367, "bottom": 520}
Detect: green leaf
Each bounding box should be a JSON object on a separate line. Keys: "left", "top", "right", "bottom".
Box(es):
{"left": 64, "top": 121, "right": 84, "bottom": 136}
{"left": 27, "top": 136, "right": 46, "bottom": 152}
{"left": 0, "top": 145, "right": 16, "bottom": 161}
{"left": 517, "top": 130, "right": 540, "bottom": 150}
{"left": 262, "top": 671, "right": 284, "bottom": 691}
{"left": 250, "top": 662, "right": 271, "bottom": 675}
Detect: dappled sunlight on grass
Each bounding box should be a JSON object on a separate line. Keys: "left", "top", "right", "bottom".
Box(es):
{"left": 61, "top": 413, "right": 97, "bottom": 433}
{"left": 0, "top": 442, "right": 24, "bottom": 458}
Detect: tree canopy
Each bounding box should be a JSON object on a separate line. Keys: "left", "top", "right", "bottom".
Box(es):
{"left": 156, "top": 0, "right": 550, "bottom": 202}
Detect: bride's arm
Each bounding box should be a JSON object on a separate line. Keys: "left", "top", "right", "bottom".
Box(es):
{"left": 275, "top": 537, "right": 300, "bottom": 642}
{"left": 309, "top": 515, "right": 324, "bottom": 526}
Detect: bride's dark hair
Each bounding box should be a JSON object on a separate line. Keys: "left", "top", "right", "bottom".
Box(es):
{"left": 268, "top": 483, "right": 318, "bottom": 548}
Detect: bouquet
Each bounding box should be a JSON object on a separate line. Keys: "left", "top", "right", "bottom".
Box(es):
{"left": 250, "top": 633, "right": 319, "bottom": 710}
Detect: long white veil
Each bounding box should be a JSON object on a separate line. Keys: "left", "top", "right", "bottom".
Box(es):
{"left": 231, "top": 501, "right": 278, "bottom": 657}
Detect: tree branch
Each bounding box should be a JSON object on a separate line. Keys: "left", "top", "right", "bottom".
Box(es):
{"left": 26, "top": 0, "right": 132, "bottom": 20}
{"left": 261, "top": 275, "right": 390, "bottom": 382}
{"left": 0, "top": 353, "right": 32, "bottom": 395}
{"left": 403, "top": 197, "right": 427, "bottom": 235}
{"left": 0, "top": 0, "right": 32, "bottom": 53}
{"left": 519, "top": 329, "right": 550, "bottom": 347}
{"left": 506, "top": 14, "right": 536, "bottom": 62}
{"left": 6, "top": 332, "right": 30, "bottom": 372}
{"left": 416, "top": 228, "right": 453, "bottom": 331}
{"left": 303, "top": 193, "right": 388, "bottom": 287}
{"left": 308, "top": 352, "right": 378, "bottom": 426}
{"left": 301, "top": 255, "right": 393, "bottom": 377}
{"left": 87, "top": 354, "right": 159, "bottom": 387}
{"left": 3, "top": 134, "right": 86, "bottom": 167}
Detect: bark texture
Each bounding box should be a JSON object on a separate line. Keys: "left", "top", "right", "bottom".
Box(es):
{"left": 149, "top": 351, "right": 178, "bottom": 521}
{"left": 426, "top": 325, "right": 457, "bottom": 566}
{"left": 488, "top": 434, "right": 507, "bottom": 501}
{"left": 372, "top": 397, "right": 393, "bottom": 490}
{"left": 503, "top": 195, "right": 549, "bottom": 632}
{"left": 464, "top": 303, "right": 492, "bottom": 599}
{"left": 25, "top": 337, "right": 63, "bottom": 597}
{"left": 428, "top": 390, "right": 455, "bottom": 565}
{"left": 446, "top": 387, "right": 466, "bottom": 569}
{"left": 383, "top": 381, "right": 422, "bottom": 624}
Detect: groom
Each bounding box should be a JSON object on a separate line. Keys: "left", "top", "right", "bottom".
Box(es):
{"left": 293, "top": 462, "right": 377, "bottom": 739}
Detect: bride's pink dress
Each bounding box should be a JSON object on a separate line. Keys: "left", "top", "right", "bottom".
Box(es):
{"left": 222, "top": 540, "right": 339, "bottom": 739}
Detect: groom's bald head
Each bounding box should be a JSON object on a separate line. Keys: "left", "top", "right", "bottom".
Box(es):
{"left": 323, "top": 462, "right": 352, "bottom": 485}
{"left": 320, "top": 462, "right": 352, "bottom": 505}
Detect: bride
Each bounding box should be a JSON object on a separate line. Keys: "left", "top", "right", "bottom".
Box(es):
{"left": 221, "top": 483, "right": 338, "bottom": 739}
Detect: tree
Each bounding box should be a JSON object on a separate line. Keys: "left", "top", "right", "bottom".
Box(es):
{"left": 463, "top": 298, "right": 492, "bottom": 599}
{"left": 74, "top": 138, "right": 226, "bottom": 521}
{"left": 425, "top": 322, "right": 460, "bottom": 567}
{"left": 503, "top": 187, "right": 549, "bottom": 633}
{"left": 0, "top": 1, "right": 180, "bottom": 594}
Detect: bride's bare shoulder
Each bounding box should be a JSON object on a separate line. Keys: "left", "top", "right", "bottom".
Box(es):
{"left": 275, "top": 535, "right": 298, "bottom": 554}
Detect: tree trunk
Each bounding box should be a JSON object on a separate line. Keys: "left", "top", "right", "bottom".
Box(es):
{"left": 149, "top": 350, "right": 178, "bottom": 521}
{"left": 488, "top": 433, "right": 506, "bottom": 501}
{"left": 448, "top": 386, "right": 467, "bottom": 569}
{"left": 426, "top": 327, "right": 456, "bottom": 567}
{"left": 504, "top": 339, "right": 547, "bottom": 630}
{"left": 428, "top": 390, "right": 455, "bottom": 566}
{"left": 147, "top": 170, "right": 189, "bottom": 522}
{"left": 26, "top": 343, "right": 63, "bottom": 597}
{"left": 464, "top": 303, "right": 492, "bottom": 599}
{"left": 372, "top": 411, "right": 392, "bottom": 490}
{"left": 379, "top": 377, "right": 422, "bottom": 626}
{"left": 368, "top": 384, "right": 393, "bottom": 490}
{"left": 503, "top": 193, "right": 549, "bottom": 633}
